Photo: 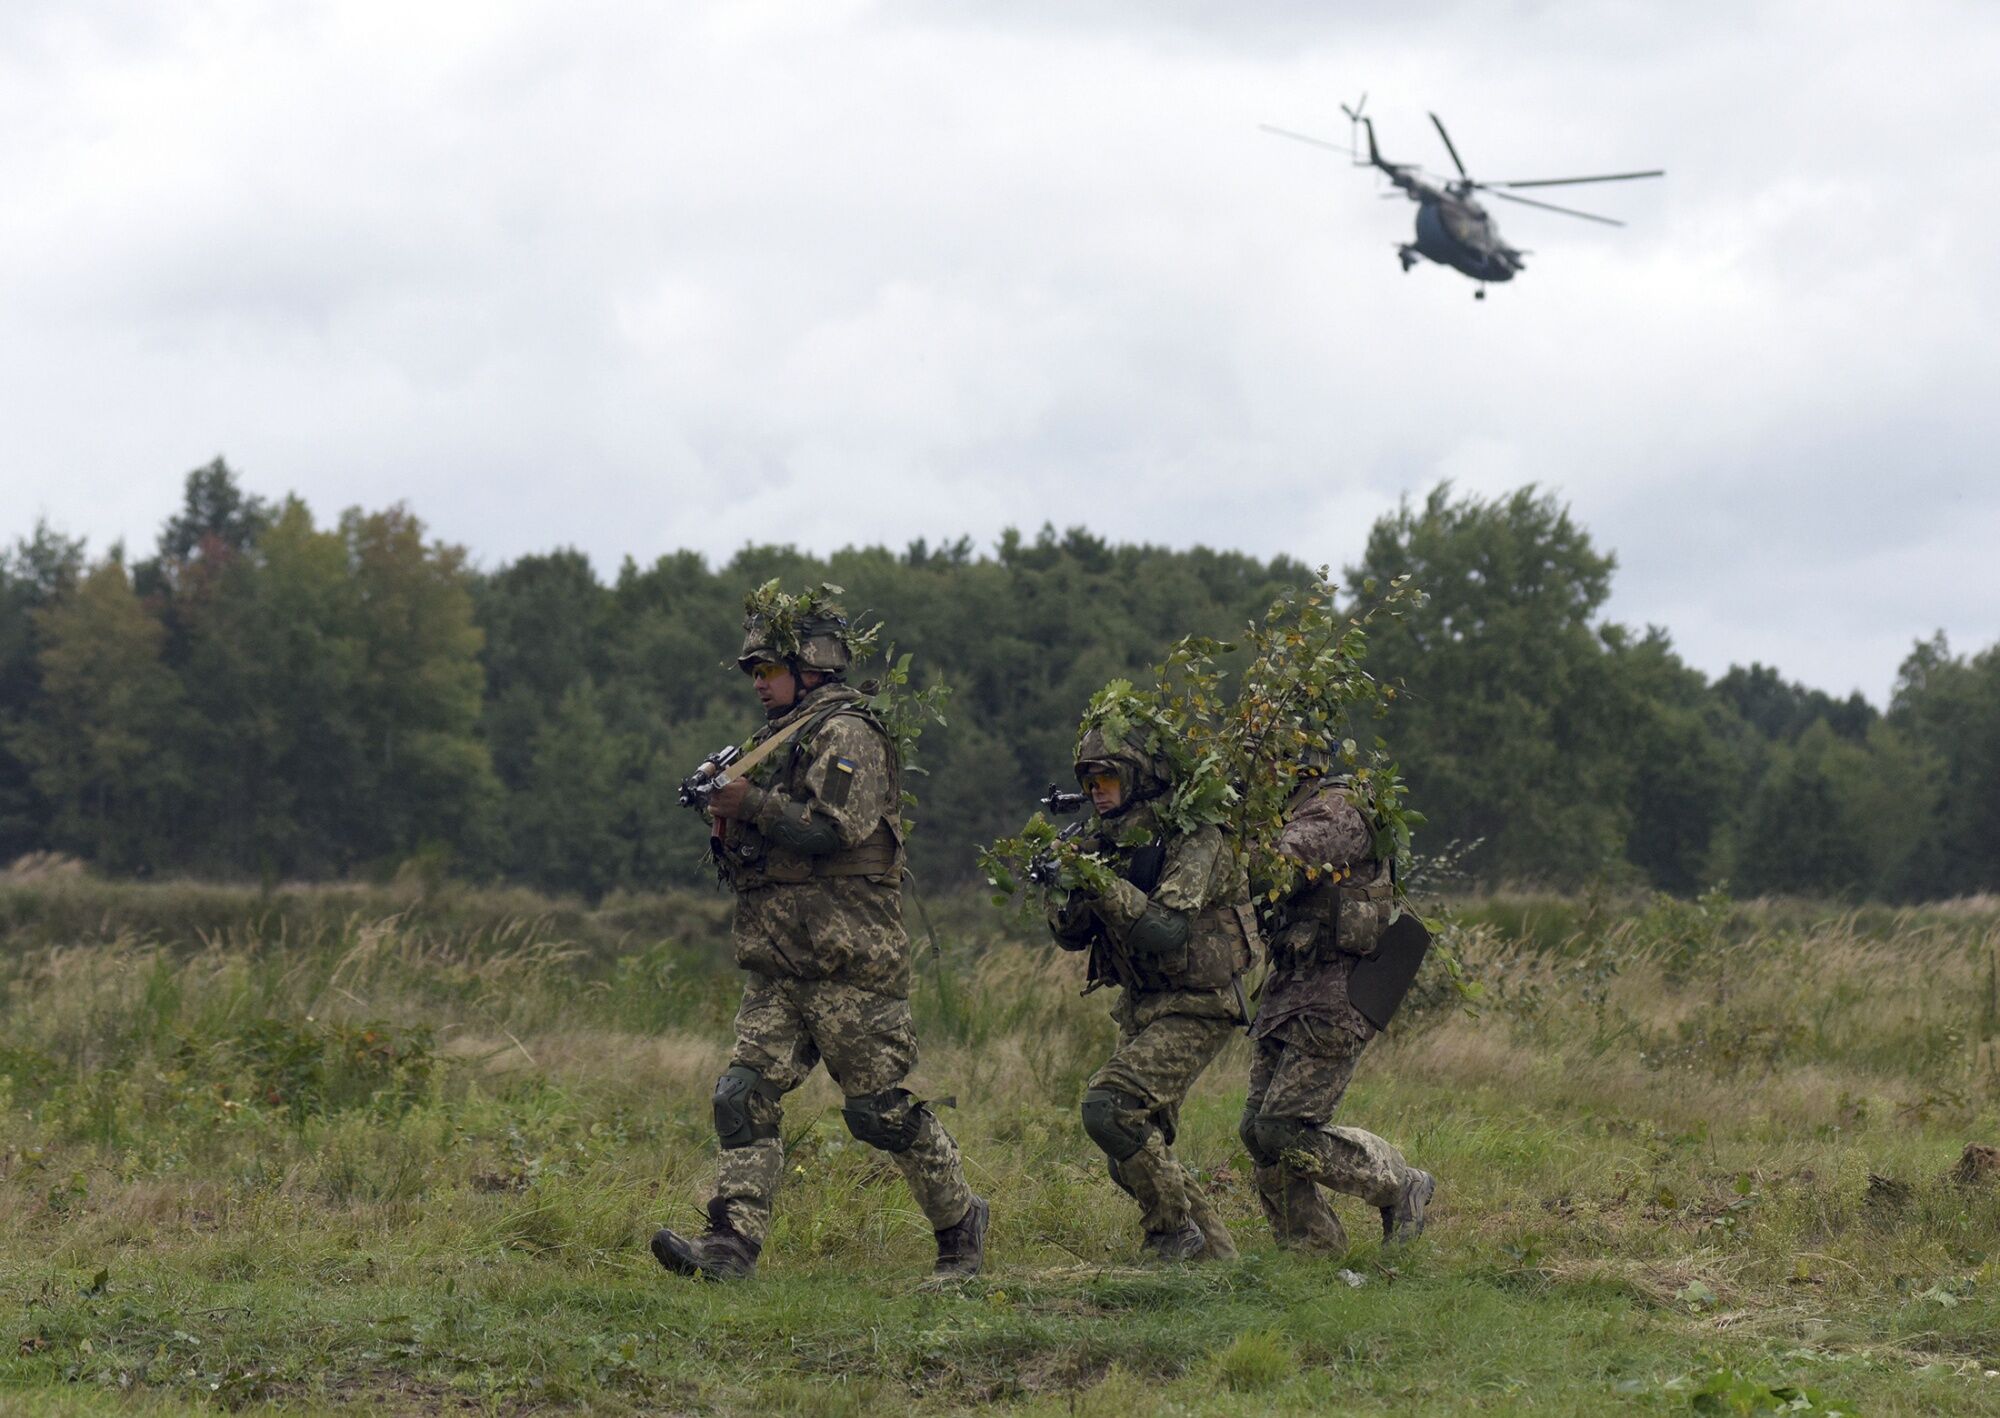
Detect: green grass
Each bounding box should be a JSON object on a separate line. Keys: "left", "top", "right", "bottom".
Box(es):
{"left": 4, "top": 876, "right": 2000, "bottom": 1412}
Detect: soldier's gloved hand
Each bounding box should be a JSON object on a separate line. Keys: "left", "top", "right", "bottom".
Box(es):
{"left": 1045, "top": 891, "right": 1096, "bottom": 947}
{"left": 707, "top": 777, "right": 762, "bottom": 821}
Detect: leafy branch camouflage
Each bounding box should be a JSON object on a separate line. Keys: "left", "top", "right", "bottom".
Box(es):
{"left": 983, "top": 569, "right": 1427, "bottom": 907}
{"left": 738, "top": 579, "right": 880, "bottom": 663}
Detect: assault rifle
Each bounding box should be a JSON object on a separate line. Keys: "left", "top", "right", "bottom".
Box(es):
{"left": 676, "top": 710, "right": 822, "bottom": 815}
{"left": 1027, "top": 783, "right": 1090, "bottom": 887}
{"left": 678, "top": 744, "right": 744, "bottom": 809}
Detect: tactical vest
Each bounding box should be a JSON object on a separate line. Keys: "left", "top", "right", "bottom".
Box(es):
{"left": 1269, "top": 783, "right": 1394, "bottom": 965}
{"left": 722, "top": 689, "right": 903, "bottom": 890}
{"left": 1274, "top": 859, "right": 1393, "bottom": 963}
{"left": 1087, "top": 835, "right": 1256, "bottom": 995}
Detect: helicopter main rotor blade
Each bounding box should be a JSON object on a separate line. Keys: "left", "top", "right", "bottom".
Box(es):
{"left": 1258, "top": 123, "right": 1357, "bottom": 158}
{"left": 1484, "top": 170, "right": 1664, "bottom": 188}
{"left": 1483, "top": 188, "right": 1625, "bottom": 226}
{"left": 1428, "top": 112, "right": 1469, "bottom": 179}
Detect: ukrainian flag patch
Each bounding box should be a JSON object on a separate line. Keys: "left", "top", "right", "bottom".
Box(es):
{"left": 825, "top": 757, "right": 856, "bottom": 808}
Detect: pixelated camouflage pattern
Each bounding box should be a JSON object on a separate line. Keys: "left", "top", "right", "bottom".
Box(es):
{"left": 1087, "top": 1006, "right": 1238, "bottom": 1253}
{"left": 709, "top": 975, "right": 972, "bottom": 1245}
{"left": 696, "top": 683, "right": 969, "bottom": 1249}
{"left": 1239, "top": 779, "right": 1416, "bottom": 1246}
{"left": 1072, "top": 725, "right": 1171, "bottom": 805}
{"left": 1242, "top": 1018, "right": 1414, "bottom": 1244}
{"left": 1049, "top": 811, "right": 1255, "bottom": 998}
{"left": 1252, "top": 783, "right": 1389, "bottom": 1043}
{"left": 718, "top": 687, "right": 909, "bottom": 994}
{"left": 730, "top": 876, "right": 910, "bottom": 996}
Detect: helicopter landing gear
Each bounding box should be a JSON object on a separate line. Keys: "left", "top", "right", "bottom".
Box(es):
{"left": 1397, "top": 245, "right": 1418, "bottom": 272}
{"left": 1474, "top": 286, "right": 1486, "bottom": 300}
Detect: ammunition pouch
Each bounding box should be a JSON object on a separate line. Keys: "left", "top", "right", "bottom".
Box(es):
{"left": 1276, "top": 867, "right": 1394, "bottom": 965}
{"left": 735, "top": 821, "right": 902, "bottom": 887}
{"left": 713, "top": 1065, "right": 781, "bottom": 1150}
{"left": 841, "top": 1086, "right": 926, "bottom": 1154}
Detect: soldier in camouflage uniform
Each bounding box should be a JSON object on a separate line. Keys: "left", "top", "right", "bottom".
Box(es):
{"left": 1240, "top": 769, "right": 1435, "bottom": 1251}
{"left": 1045, "top": 727, "right": 1257, "bottom": 1261}
{"left": 651, "top": 602, "right": 987, "bottom": 1281}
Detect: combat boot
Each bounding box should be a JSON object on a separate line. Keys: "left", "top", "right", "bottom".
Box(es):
{"left": 1381, "top": 1168, "right": 1436, "bottom": 1246}
{"left": 1141, "top": 1220, "right": 1208, "bottom": 1262}
{"left": 932, "top": 1194, "right": 989, "bottom": 1279}
{"left": 651, "top": 1204, "right": 760, "bottom": 1281}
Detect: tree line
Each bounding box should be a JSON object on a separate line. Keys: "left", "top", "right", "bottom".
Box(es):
{"left": 3, "top": 461, "right": 1994, "bottom": 901}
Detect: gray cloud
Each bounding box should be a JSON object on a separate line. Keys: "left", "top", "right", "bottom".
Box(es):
{"left": 2, "top": 0, "right": 1993, "bottom": 700}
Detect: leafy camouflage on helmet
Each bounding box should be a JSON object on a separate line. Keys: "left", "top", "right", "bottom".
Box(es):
{"left": 735, "top": 580, "right": 880, "bottom": 675}
{"left": 1073, "top": 723, "right": 1171, "bottom": 806}
{"left": 727, "top": 580, "right": 951, "bottom": 833}
{"left": 1074, "top": 679, "right": 1235, "bottom": 835}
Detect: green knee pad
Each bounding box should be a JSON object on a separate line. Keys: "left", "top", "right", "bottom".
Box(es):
{"left": 713, "top": 1065, "right": 780, "bottom": 1151}
{"left": 1245, "top": 1113, "right": 1315, "bottom": 1166}
{"left": 1081, "top": 1087, "right": 1150, "bottom": 1162}
{"left": 841, "top": 1087, "right": 924, "bottom": 1154}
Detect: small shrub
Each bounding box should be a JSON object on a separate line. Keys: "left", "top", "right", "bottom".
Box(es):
{"left": 1213, "top": 1329, "right": 1295, "bottom": 1393}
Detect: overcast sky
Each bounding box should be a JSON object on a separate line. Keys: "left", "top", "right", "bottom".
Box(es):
{"left": 3, "top": 0, "right": 1994, "bottom": 701}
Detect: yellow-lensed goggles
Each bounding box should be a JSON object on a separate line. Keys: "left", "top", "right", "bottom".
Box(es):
{"left": 751, "top": 662, "right": 790, "bottom": 682}
{"left": 1081, "top": 771, "right": 1121, "bottom": 796}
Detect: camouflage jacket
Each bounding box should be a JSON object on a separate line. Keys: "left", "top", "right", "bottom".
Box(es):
{"left": 1250, "top": 780, "right": 1391, "bottom": 1042}
{"left": 1046, "top": 805, "right": 1256, "bottom": 1022}
{"left": 712, "top": 685, "right": 909, "bottom": 993}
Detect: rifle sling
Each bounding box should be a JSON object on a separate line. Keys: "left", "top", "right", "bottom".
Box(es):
{"left": 713, "top": 708, "right": 817, "bottom": 787}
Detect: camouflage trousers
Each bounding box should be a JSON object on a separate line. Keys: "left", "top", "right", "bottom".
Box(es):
{"left": 1240, "top": 1019, "right": 1413, "bottom": 1249}
{"left": 707, "top": 973, "right": 973, "bottom": 1246}
{"left": 1088, "top": 1010, "right": 1238, "bottom": 1255}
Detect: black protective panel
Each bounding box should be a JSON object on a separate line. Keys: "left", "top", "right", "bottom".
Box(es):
{"left": 1348, "top": 911, "right": 1433, "bottom": 1031}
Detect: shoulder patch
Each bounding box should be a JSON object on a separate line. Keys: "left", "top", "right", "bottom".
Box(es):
{"left": 822, "top": 754, "right": 857, "bottom": 809}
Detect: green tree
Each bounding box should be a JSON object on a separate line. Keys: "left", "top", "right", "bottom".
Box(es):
{"left": 508, "top": 680, "right": 628, "bottom": 899}
{"left": 171, "top": 497, "right": 365, "bottom": 876}
{"left": 340, "top": 505, "right": 500, "bottom": 868}
{"left": 1890, "top": 634, "right": 2000, "bottom": 896}
{"left": 1599, "top": 625, "right": 1740, "bottom": 894}
{"left": 7, "top": 558, "right": 187, "bottom": 869}
{"left": 1348, "top": 485, "right": 1625, "bottom": 884}
{"left": 1731, "top": 722, "right": 1877, "bottom": 897}
{"left": 473, "top": 549, "right": 610, "bottom": 792}
{"left": 0, "top": 523, "right": 86, "bottom": 861}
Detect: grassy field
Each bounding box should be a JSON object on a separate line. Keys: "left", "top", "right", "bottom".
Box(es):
{"left": 4, "top": 872, "right": 2000, "bottom": 1414}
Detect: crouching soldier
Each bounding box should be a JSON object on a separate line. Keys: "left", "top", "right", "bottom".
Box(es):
{"left": 1239, "top": 765, "right": 1435, "bottom": 1251}
{"left": 651, "top": 595, "right": 987, "bottom": 1280}
{"left": 1045, "top": 722, "right": 1255, "bottom": 1261}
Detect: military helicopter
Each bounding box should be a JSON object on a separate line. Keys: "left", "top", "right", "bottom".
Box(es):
{"left": 1261, "top": 96, "right": 1663, "bottom": 298}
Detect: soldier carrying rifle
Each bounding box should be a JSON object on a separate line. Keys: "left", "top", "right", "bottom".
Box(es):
{"left": 651, "top": 584, "right": 987, "bottom": 1281}
{"left": 1039, "top": 698, "right": 1254, "bottom": 1262}
{"left": 1240, "top": 744, "right": 1436, "bottom": 1252}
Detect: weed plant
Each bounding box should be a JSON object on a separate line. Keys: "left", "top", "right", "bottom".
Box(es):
{"left": 4, "top": 876, "right": 2000, "bottom": 1412}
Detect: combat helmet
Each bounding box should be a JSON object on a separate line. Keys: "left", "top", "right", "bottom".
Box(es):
{"left": 1073, "top": 725, "right": 1172, "bottom": 816}
{"left": 735, "top": 582, "right": 858, "bottom": 677}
